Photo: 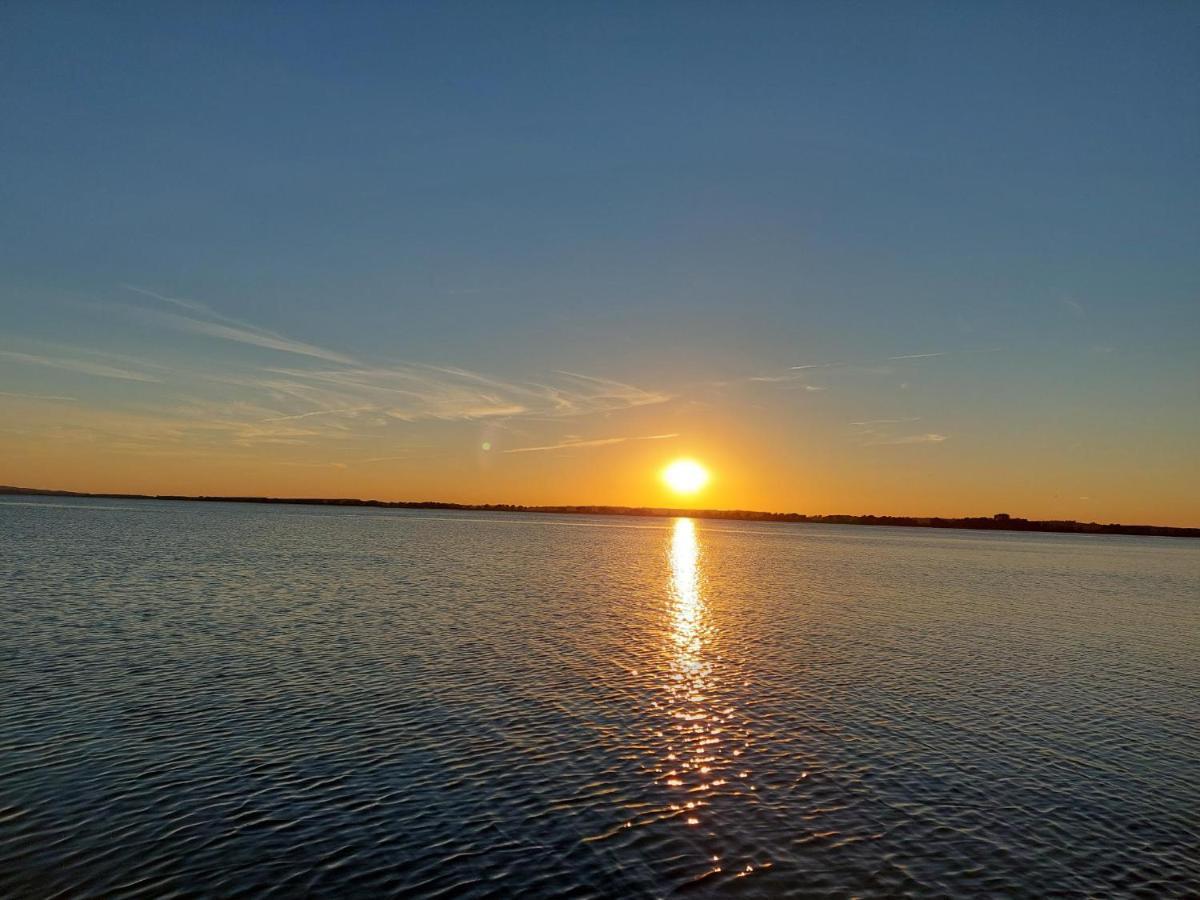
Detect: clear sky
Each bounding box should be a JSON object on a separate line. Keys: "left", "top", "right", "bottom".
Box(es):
{"left": 2, "top": 3, "right": 1198, "bottom": 524}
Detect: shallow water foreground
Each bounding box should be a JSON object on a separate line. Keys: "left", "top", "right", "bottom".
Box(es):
{"left": 2, "top": 497, "right": 1198, "bottom": 896}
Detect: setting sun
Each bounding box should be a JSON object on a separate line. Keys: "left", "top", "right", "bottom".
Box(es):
{"left": 662, "top": 459, "right": 710, "bottom": 495}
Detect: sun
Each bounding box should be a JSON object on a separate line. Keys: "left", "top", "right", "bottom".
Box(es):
{"left": 662, "top": 458, "right": 710, "bottom": 495}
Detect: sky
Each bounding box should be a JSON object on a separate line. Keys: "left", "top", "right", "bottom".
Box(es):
{"left": 1, "top": 2, "right": 1198, "bottom": 524}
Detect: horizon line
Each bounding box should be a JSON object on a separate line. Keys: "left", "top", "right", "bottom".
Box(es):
{"left": 2, "top": 484, "right": 1196, "bottom": 537}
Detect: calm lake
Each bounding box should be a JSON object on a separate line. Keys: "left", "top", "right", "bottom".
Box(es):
{"left": 2, "top": 496, "right": 1197, "bottom": 897}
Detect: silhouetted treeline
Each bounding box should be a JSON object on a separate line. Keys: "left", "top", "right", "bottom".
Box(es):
{"left": 2, "top": 485, "right": 1196, "bottom": 538}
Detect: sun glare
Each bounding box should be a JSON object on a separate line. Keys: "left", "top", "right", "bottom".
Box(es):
{"left": 663, "top": 459, "right": 710, "bottom": 495}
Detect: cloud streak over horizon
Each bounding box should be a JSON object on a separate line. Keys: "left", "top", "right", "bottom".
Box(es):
{"left": 792, "top": 347, "right": 1002, "bottom": 370}
{"left": 0, "top": 289, "right": 677, "bottom": 465}
{"left": 120, "top": 287, "right": 359, "bottom": 366}
{"left": 0, "top": 349, "right": 163, "bottom": 383}
{"left": 869, "top": 432, "right": 949, "bottom": 445}
{"left": 504, "top": 433, "right": 680, "bottom": 453}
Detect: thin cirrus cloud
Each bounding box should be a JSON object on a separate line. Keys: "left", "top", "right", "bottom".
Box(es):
{"left": 121, "top": 285, "right": 359, "bottom": 365}
{"left": 740, "top": 374, "right": 826, "bottom": 391}
{"left": 0, "top": 390, "right": 78, "bottom": 402}
{"left": 118, "top": 286, "right": 669, "bottom": 422}
{"left": 504, "top": 433, "right": 680, "bottom": 454}
{"left": 262, "top": 364, "right": 670, "bottom": 423}
{"left": 850, "top": 417, "right": 922, "bottom": 427}
{"left": 170, "top": 315, "right": 357, "bottom": 365}
{"left": 789, "top": 362, "right": 848, "bottom": 371}
{"left": 1, "top": 286, "right": 675, "bottom": 457}
{"left": 886, "top": 349, "right": 1001, "bottom": 361}
{"left": 850, "top": 417, "right": 947, "bottom": 446}
{"left": 153, "top": 371, "right": 670, "bottom": 450}
{"left": 1059, "top": 298, "right": 1086, "bottom": 317}
{"left": 129, "top": 306, "right": 359, "bottom": 366}
{"left": 792, "top": 348, "right": 1001, "bottom": 369}
{"left": 747, "top": 373, "right": 821, "bottom": 384}
{"left": 261, "top": 406, "right": 375, "bottom": 423}
{"left": 0, "top": 349, "right": 162, "bottom": 382}
{"left": 870, "top": 432, "right": 949, "bottom": 445}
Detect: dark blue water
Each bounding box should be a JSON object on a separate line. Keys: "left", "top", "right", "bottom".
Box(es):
{"left": 2, "top": 497, "right": 1197, "bottom": 897}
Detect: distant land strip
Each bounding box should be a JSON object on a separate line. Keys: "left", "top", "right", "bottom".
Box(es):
{"left": 3, "top": 485, "right": 1197, "bottom": 538}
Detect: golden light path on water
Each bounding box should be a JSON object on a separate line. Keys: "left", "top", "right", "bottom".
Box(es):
{"left": 665, "top": 519, "right": 721, "bottom": 815}
{"left": 649, "top": 518, "right": 765, "bottom": 882}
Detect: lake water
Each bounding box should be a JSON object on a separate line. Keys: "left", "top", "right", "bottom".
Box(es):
{"left": 2, "top": 496, "right": 1197, "bottom": 897}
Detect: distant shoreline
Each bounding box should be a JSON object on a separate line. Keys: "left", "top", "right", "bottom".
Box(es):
{"left": 3, "top": 484, "right": 1196, "bottom": 538}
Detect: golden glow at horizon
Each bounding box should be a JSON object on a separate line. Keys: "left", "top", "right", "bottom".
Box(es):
{"left": 663, "top": 458, "right": 710, "bottom": 496}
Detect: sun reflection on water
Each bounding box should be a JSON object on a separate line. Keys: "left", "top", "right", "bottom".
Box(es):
{"left": 670, "top": 517, "right": 704, "bottom": 670}
{"left": 603, "top": 518, "right": 770, "bottom": 884}
{"left": 651, "top": 519, "right": 770, "bottom": 883}
{"left": 662, "top": 518, "right": 721, "bottom": 822}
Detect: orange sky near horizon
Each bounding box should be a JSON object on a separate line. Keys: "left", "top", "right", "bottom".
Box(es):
{"left": 3, "top": 389, "right": 1197, "bottom": 526}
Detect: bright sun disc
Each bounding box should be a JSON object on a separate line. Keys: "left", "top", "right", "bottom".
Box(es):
{"left": 663, "top": 459, "right": 710, "bottom": 495}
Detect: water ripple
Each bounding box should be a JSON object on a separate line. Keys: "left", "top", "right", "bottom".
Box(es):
{"left": 1, "top": 497, "right": 1198, "bottom": 897}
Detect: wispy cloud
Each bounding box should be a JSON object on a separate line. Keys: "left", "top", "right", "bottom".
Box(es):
{"left": 850, "top": 417, "right": 921, "bottom": 427}
{"left": 265, "top": 364, "right": 670, "bottom": 423}
{"left": 748, "top": 373, "right": 808, "bottom": 383}
{"left": 504, "top": 432, "right": 679, "bottom": 454}
{"left": 1059, "top": 297, "right": 1085, "bottom": 317}
{"left": 118, "top": 287, "right": 671, "bottom": 421}
{"left": 144, "top": 308, "right": 358, "bottom": 365}
{"left": 870, "top": 432, "right": 948, "bottom": 445}
{"left": 886, "top": 348, "right": 1000, "bottom": 361}
{"left": 124, "top": 284, "right": 217, "bottom": 317}
{"left": 744, "top": 373, "right": 827, "bottom": 391}
{"left": 122, "top": 285, "right": 358, "bottom": 365}
{"left": 505, "top": 437, "right": 627, "bottom": 453}
{"left": 261, "top": 406, "right": 373, "bottom": 423}
{"left": 790, "top": 361, "right": 847, "bottom": 371}
{"left": 0, "top": 350, "right": 162, "bottom": 382}
{"left": 0, "top": 390, "right": 77, "bottom": 402}
{"left": 792, "top": 347, "right": 1001, "bottom": 369}
{"left": 851, "top": 417, "right": 946, "bottom": 446}
{"left": 4, "top": 289, "right": 674, "bottom": 461}
{"left": 547, "top": 370, "right": 672, "bottom": 414}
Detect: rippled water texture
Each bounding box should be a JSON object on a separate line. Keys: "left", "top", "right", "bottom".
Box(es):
{"left": 2, "top": 498, "right": 1198, "bottom": 897}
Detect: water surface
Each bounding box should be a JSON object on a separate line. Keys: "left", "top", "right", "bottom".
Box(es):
{"left": 2, "top": 497, "right": 1197, "bottom": 896}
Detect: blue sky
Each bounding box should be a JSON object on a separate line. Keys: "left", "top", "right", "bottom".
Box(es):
{"left": 1, "top": 3, "right": 1197, "bottom": 521}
